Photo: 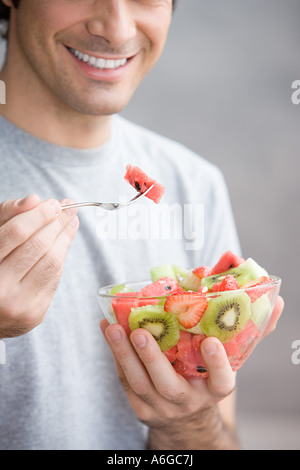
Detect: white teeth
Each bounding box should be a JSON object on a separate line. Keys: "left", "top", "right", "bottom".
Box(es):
{"left": 70, "top": 48, "right": 128, "bottom": 69}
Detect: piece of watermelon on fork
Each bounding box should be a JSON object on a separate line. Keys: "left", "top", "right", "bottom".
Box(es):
{"left": 124, "top": 164, "right": 165, "bottom": 204}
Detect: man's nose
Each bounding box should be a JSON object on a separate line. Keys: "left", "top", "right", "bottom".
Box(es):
{"left": 86, "top": 0, "right": 137, "bottom": 47}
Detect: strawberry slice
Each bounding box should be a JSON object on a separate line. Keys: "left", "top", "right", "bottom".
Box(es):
{"left": 212, "top": 275, "right": 240, "bottom": 292}
{"left": 164, "top": 294, "right": 208, "bottom": 329}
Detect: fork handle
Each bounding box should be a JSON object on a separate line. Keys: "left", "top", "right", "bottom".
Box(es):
{"left": 61, "top": 202, "right": 118, "bottom": 211}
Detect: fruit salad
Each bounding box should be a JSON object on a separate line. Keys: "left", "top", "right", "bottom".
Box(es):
{"left": 100, "top": 251, "right": 281, "bottom": 379}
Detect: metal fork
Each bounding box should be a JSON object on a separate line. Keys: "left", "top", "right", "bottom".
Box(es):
{"left": 61, "top": 184, "right": 154, "bottom": 212}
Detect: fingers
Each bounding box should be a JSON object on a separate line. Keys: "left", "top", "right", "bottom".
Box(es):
{"left": 200, "top": 338, "right": 236, "bottom": 399}
{"left": 0, "top": 200, "right": 78, "bottom": 282}
{"left": 21, "top": 209, "right": 79, "bottom": 296}
{"left": 0, "top": 198, "right": 62, "bottom": 261}
{"left": 130, "top": 329, "right": 192, "bottom": 405}
{"left": 102, "top": 320, "right": 195, "bottom": 411}
{"left": 0, "top": 194, "right": 40, "bottom": 226}
{"left": 102, "top": 322, "right": 163, "bottom": 409}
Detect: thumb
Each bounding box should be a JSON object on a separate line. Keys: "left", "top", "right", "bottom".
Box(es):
{"left": 201, "top": 337, "right": 236, "bottom": 399}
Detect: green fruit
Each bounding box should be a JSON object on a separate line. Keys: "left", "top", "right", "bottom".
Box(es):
{"left": 150, "top": 265, "right": 177, "bottom": 282}
{"left": 201, "top": 258, "right": 268, "bottom": 290}
{"left": 251, "top": 294, "right": 272, "bottom": 328}
{"left": 200, "top": 291, "right": 251, "bottom": 343}
{"left": 172, "top": 265, "right": 188, "bottom": 281}
{"left": 179, "top": 270, "right": 202, "bottom": 291}
{"left": 128, "top": 305, "right": 180, "bottom": 352}
{"left": 180, "top": 321, "right": 204, "bottom": 335}
{"left": 109, "top": 284, "right": 134, "bottom": 295}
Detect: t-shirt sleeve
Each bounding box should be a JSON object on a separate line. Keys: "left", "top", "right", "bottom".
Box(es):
{"left": 201, "top": 167, "right": 242, "bottom": 266}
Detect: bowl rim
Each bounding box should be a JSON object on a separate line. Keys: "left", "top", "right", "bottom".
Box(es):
{"left": 97, "top": 275, "right": 282, "bottom": 299}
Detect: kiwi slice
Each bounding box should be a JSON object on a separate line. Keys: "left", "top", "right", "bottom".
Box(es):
{"left": 200, "top": 291, "right": 251, "bottom": 343}
{"left": 251, "top": 294, "right": 272, "bottom": 328}
{"left": 128, "top": 305, "right": 180, "bottom": 351}
{"left": 201, "top": 258, "right": 268, "bottom": 290}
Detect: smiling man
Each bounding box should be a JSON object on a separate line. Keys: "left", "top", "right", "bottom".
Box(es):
{"left": 1, "top": 0, "right": 173, "bottom": 147}
{"left": 0, "top": 0, "right": 283, "bottom": 451}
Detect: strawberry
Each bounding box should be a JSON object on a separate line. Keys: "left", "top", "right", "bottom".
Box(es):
{"left": 212, "top": 281, "right": 222, "bottom": 292}
{"left": 193, "top": 266, "right": 212, "bottom": 279}
{"left": 212, "top": 275, "right": 240, "bottom": 292}
{"left": 164, "top": 294, "right": 208, "bottom": 329}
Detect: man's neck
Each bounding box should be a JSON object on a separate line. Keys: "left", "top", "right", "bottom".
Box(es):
{"left": 0, "top": 52, "right": 112, "bottom": 150}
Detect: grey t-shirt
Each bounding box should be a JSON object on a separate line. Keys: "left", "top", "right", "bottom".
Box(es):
{"left": 0, "top": 114, "right": 240, "bottom": 450}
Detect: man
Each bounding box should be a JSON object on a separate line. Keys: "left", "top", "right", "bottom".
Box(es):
{"left": 0, "top": 0, "right": 283, "bottom": 450}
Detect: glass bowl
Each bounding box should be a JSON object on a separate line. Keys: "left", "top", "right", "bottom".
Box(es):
{"left": 97, "top": 277, "right": 281, "bottom": 379}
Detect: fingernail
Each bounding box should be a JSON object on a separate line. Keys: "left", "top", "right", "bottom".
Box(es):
{"left": 107, "top": 329, "right": 122, "bottom": 344}
{"left": 203, "top": 341, "right": 218, "bottom": 356}
{"left": 16, "top": 196, "right": 29, "bottom": 207}
{"left": 132, "top": 334, "right": 147, "bottom": 348}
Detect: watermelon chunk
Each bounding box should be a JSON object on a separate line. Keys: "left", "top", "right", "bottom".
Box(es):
{"left": 111, "top": 292, "right": 158, "bottom": 334}
{"left": 140, "top": 277, "right": 184, "bottom": 297}
{"left": 211, "top": 250, "right": 245, "bottom": 275}
{"left": 111, "top": 292, "right": 140, "bottom": 335}
{"left": 172, "top": 331, "right": 208, "bottom": 378}
{"left": 223, "top": 319, "right": 260, "bottom": 369}
{"left": 124, "top": 164, "right": 165, "bottom": 204}
{"left": 243, "top": 276, "right": 275, "bottom": 302}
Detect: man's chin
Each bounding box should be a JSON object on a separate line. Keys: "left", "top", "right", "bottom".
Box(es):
{"left": 64, "top": 97, "right": 131, "bottom": 117}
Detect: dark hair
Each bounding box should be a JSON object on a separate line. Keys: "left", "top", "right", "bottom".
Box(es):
{"left": 0, "top": 0, "right": 177, "bottom": 22}
{"left": 0, "top": 0, "right": 20, "bottom": 22}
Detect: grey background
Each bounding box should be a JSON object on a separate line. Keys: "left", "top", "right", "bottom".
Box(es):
{"left": 1, "top": 0, "right": 299, "bottom": 450}
{"left": 121, "top": 0, "right": 300, "bottom": 450}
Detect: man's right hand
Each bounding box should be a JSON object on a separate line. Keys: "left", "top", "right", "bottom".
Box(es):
{"left": 0, "top": 194, "right": 79, "bottom": 339}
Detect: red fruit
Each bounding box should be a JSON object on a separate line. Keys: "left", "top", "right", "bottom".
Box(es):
{"left": 193, "top": 266, "right": 212, "bottom": 279}
{"left": 140, "top": 277, "right": 181, "bottom": 297}
{"left": 163, "top": 345, "right": 177, "bottom": 364}
{"left": 223, "top": 320, "right": 260, "bottom": 365}
{"left": 124, "top": 164, "right": 165, "bottom": 204}
{"left": 176, "top": 330, "right": 193, "bottom": 352}
{"left": 111, "top": 292, "right": 158, "bottom": 334}
{"left": 172, "top": 332, "right": 208, "bottom": 378}
{"left": 212, "top": 275, "right": 240, "bottom": 292}
{"left": 211, "top": 250, "right": 245, "bottom": 275}
{"left": 243, "top": 276, "right": 274, "bottom": 302}
{"left": 212, "top": 281, "right": 222, "bottom": 292}
{"left": 191, "top": 334, "right": 208, "bottom": 374}
{"left": 164, "top": 294, "right": 208, "bottom": 329}
{"left": 111, "top": 293, "right": 140, "bottom": 335}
